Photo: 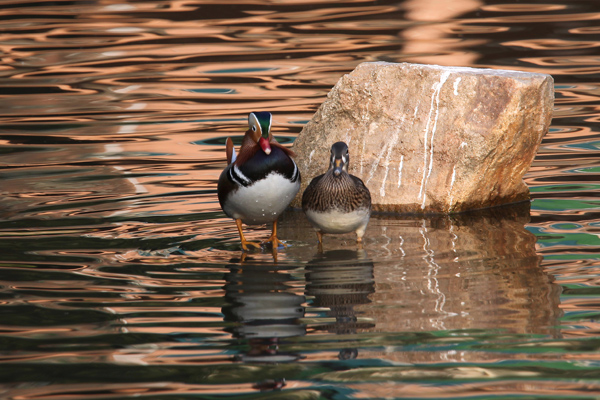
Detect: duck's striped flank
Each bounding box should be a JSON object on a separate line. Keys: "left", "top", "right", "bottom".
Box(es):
{"left": 228, "top": 164, "right": 251, "bottom": 187}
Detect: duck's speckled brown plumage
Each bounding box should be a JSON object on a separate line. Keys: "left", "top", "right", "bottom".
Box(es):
{"left": 301, "top": 141, "right": 371, "bottom": 245}
{"left": 302, "top": 170, "right": 371, "bottom": 213}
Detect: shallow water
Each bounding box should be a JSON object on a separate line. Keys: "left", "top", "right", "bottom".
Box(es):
{"left": 2, "top": 0, "right": 600, "bottom": 399}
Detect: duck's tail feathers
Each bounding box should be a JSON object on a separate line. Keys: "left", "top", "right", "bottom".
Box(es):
{"left": 226, "top": 137, "right": 237, "bottom": 164}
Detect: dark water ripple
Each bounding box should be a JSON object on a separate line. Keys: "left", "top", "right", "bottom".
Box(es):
{"left": 1, "top": 0, "right": 600, "bottom": 399}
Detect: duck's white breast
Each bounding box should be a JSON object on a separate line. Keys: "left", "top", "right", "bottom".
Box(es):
{"left": 224, "top": 172, "right": 300, "bottom": 225}
{"left": 305, "top": 207, "right": 370, "bottom": 234}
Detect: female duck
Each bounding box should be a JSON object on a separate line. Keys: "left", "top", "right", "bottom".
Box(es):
{"left": 302, "top": 141, "right": 371, "bottom": 246}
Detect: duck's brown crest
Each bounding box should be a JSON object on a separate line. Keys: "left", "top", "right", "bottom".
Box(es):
{"left": 234, "top": 131, "right": 259, "bottom": 166}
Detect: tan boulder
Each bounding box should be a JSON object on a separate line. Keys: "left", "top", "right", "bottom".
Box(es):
{"left": 291, "top": 62, "right": 554, "bottom": 213}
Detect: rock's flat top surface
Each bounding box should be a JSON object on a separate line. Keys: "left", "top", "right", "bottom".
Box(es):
{"left": 292, "top": 62, "right": 554, "bottom": 213}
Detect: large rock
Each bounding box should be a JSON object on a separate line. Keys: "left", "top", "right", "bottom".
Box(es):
{"left": 291, "top": 62, "right": 554, "bottom": 213}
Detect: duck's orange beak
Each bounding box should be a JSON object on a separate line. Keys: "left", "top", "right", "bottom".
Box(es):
{"left": 259, "top": 137, "right": 271, "bottom": 155}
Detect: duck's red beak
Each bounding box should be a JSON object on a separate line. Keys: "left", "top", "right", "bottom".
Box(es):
{"left": 259, "top": 137, "right": 271, "bottom": 155}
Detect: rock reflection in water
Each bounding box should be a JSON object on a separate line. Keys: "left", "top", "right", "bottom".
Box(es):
{"left": 363, "top": 204, "right": 562, "bottom": 342}
{"left": 281, "top": 202, "right": 562, "bottom": 360}
{"left": 305, "top": 249, "right": 375, "bottom": 360}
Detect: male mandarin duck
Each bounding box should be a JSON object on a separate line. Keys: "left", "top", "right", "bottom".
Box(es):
{"left": 302, "top": 141, "right": 371, "bottom": 246}
{"left": 218, "top": 112, "right": 300, "bottom": 250}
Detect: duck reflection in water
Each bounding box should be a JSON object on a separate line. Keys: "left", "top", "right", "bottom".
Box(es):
{"left": 222, "top": 258, "right": 306, "bottom": 391}
{"left": 221, "top": 249, "right": 375, "bottom": 392}
{"left": 305, "top": 249, "right": 375, "bottom": 360}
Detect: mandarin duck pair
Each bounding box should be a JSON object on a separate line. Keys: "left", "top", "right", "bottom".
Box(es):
{"left": 218, "top": 112, "right": 371, "bottom": 251}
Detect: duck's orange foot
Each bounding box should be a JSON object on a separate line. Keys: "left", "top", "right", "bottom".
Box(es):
{"left": 262, "top": 235, "right": 287, "bottom": 248}
{"left": 241, "top": 239, "right": 261, "bottom": 251}
{"left": 261, "top": 220, "right": 287, "bottom": 249}
{"left": 235, "top": 219, "right": 262, "bottom": 251}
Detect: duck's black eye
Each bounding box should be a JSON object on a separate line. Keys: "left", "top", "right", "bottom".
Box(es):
{"left": 252, "top": 125, "right": 256, "bottom": 132}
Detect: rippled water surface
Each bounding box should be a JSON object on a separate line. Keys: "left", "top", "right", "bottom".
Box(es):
{"left": 2, "top": 0, "right": 600, "bottom": 399}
